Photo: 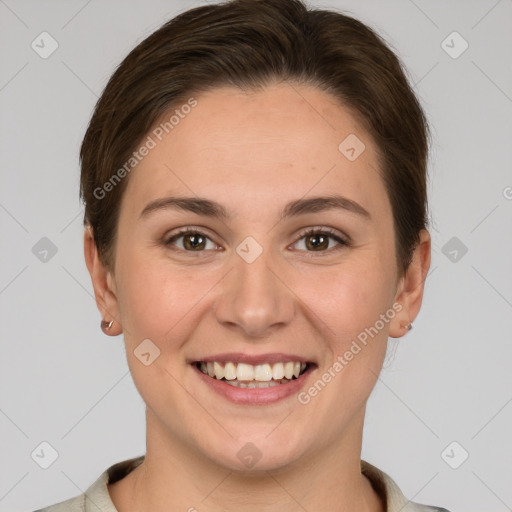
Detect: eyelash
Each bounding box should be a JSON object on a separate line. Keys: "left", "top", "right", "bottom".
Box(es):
{"left": 164, "top": 226, "right": 350, "bottom": 255}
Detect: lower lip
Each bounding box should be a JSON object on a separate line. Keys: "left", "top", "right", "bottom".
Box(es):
{"left": 192, "top": 364, "right": 314, "bottom": 405}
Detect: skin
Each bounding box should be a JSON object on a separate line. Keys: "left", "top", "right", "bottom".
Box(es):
{"left": 85, "top": 81, "right": 431, "bottom": 512}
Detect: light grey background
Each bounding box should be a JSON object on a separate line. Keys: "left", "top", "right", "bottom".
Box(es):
{"left": 1, "top": 1, "right": 511, "bottom": 511}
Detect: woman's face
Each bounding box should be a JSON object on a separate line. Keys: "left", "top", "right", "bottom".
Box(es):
{"left": 89, "top": 82, "right": 428, "bottom": 471}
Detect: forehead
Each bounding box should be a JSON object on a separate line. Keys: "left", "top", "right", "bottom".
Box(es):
{"left": 169, "top": 83, "right": 369, "bottom": 166}
{"left": 121, "top": 82, "right": 390, "bottom": 223}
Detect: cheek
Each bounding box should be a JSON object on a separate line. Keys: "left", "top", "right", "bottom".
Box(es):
{"left": 114, "top": 252, "right": 204, "bottom": 402}
{"left": 293, "top": 260, "right": 393, "bottom": 423}
{"left": 115, "top": 248, "right": 220, "bottom": 345}
{"left": 299, "top": 255, "right": 395, "bottom": 344}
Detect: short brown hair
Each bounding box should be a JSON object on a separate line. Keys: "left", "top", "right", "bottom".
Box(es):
{"left": 80, "top": 0, "right": 430, "bottom": 278}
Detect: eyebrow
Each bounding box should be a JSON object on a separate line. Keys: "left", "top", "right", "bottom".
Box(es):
{"left": 139, "top": 194, "right": 371, "bottom": 221}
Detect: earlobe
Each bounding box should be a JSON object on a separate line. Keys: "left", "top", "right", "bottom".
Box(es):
{"left": 83, "top": 226, "right": 123, "bottom": 336}
{"left": 389, "top": 229, "right": 431, "bottom": 338}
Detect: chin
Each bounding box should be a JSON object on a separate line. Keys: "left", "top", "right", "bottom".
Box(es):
{"left": 198, "top": 431, "right": 308, "bottom": 474}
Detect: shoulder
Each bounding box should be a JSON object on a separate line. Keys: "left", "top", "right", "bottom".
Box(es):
{"left": 32, "top": 493, "right": 86, "bottom": 512}
{"left": 361, "top": 459, "right": 451, "bottom": 512}
{"left": 32, "top": 455, "right": 145, "bottom": 512}
{"left": 409, "top": 508, "right": 451, "bottom": 512}
{"left": 32, "top": 471, "right": 104, "bottom": 512}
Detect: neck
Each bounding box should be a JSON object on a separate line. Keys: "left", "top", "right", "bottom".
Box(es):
{"left": 109, "top": 408, "right": 384, "bottom": 512}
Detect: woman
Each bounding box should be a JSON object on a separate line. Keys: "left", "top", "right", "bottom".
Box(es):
{"left": 35, "top": 0, "right": 449, "bottom": 510}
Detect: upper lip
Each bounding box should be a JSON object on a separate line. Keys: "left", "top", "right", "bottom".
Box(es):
{"left": 189, "top": 352, "right": 315, "bottom": 366}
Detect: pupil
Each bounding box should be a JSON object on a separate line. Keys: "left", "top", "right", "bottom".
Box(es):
{"left": 308, "top": 234, "right": 327, "bottom": 250}
{"left": 185, "top": 233, "right": 205, "bottom": 250}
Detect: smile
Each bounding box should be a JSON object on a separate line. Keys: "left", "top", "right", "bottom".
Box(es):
{"left": 195, "top": 361, "right": 308, "bottom": 388}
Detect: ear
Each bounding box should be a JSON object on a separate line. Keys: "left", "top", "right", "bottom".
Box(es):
{"left": 84, "top": 226, "right": 123, "bottom": 336}
{"left": 389, "top": 229, "right": 431, "bottom": 338}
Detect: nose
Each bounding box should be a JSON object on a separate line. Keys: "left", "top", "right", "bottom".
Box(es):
{"left": 213, "top": 245, "right": 295, "bottom": 339}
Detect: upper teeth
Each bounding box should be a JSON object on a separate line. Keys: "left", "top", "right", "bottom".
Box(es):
{"left": 199, "top": 361, "right": 307, "bottom": 381}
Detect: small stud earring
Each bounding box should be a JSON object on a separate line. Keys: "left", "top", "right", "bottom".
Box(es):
{"left": 407, "top": 323, "right": 413, "bottom": 331}
{"left": 101, "top": 319, "right": 114, "bottom": 332}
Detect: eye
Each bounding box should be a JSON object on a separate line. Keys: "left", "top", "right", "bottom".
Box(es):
{"left": 164, "top": 228, "right": 219, "bottom": 252}
{"left": 292, "top": 227, "right": 350, "bottom": 253}
{"left": 164, "top": 226, "right": 350, "bottom": 254}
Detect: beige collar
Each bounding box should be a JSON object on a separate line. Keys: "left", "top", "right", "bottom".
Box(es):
{"left": 69, "top": 455, "right": 445, "bottom": 512}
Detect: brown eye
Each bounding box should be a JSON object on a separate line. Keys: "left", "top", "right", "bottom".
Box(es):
{"left": 305, "top": 233, "right": 330, "bottom": 251}
{"left": 293, "top": 228, "right": 349, "bottom": 253}
{"left": 165, "top": 230, "right": 217, "bottom": 251}
{"left": 182, "top": 232, "right": 206, "bottom": 250}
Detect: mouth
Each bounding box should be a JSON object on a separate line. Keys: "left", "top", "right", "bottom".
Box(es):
{"left": 194, "top": 360, "right": 310, "bottom": 388}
